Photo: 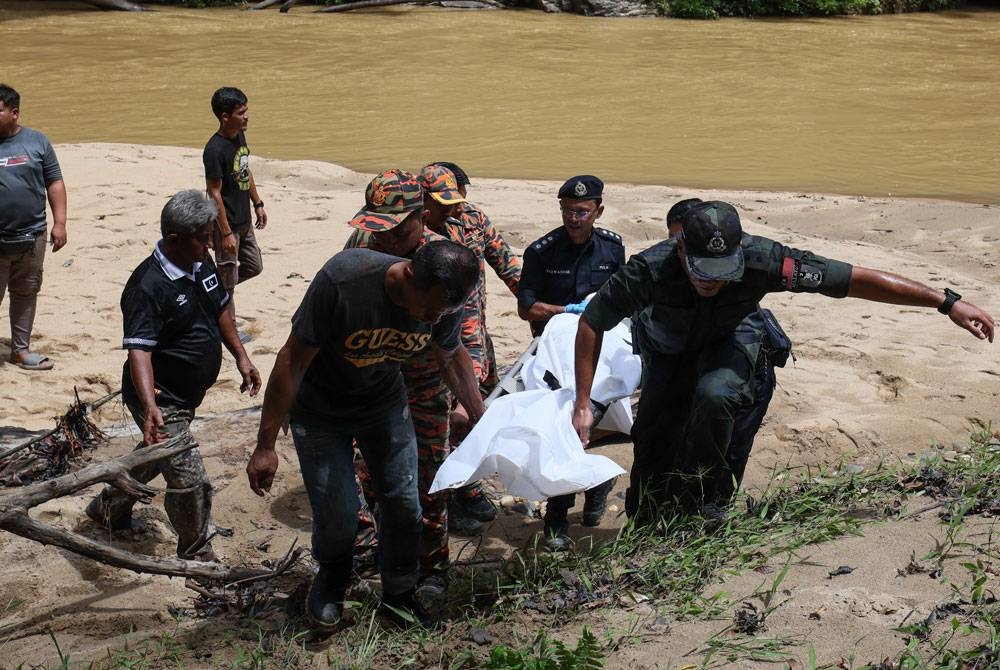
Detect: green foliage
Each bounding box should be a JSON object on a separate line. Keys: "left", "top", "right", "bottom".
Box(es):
{"left": 486, "top": 628, "right": 604, "bottom": 670}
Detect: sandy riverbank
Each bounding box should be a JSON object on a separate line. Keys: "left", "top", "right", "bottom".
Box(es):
{"left": 0, "top": 143, "right": 997, "bottom": 666}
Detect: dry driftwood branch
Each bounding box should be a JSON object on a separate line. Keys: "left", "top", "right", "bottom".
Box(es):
{"left": 247, "top": 0, "right": 285, "bottom": 9}
{"left": 0, "top": 434, "right": 303, "bottom": 583}
{"left": 315, "top": 0, "right": 435, "bottom": 13}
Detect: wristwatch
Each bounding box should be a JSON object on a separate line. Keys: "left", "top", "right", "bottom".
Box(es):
{"left": 938, "top": 288, "right": 962, "bottom": 315}
{"left": 253, "top": 201, "right": 265, "bottom": 209}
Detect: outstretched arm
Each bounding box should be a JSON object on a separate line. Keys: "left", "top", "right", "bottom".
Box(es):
{"left": 572, "top": 315, "right": 605, "bottom": 446}
{"left": 848, "top": 267, "right": 994, "bottom": 342}
{"left": 247, "top": 333, "right": 318, "bottom": 495}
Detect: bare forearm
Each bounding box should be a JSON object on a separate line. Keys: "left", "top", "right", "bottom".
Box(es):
{"left": 218, "top": 307, "right": 250, "bottom": 365}
{"left": 205, "top": 180, "right": 231, "bottom": 234}
{"left": 847, "top": 267, "right": 946, "bottom": 307}
{"left": 257, "top": 347, "right": 302, "bottom": 451}
{"left": 47, "top": 180, "right": 67, "bottom": 226}
{"left": 848, "top": 267, "right": 994, "bottom": 342}
{"left": 127, "top": 350, "right": 159, "bottom": 412}
{"left": 249, "top": 170, "right": 262, "bottom": 204}
{"left": 437, "top": 345, "right": 486, "bottom": 422}
{"left": 573, "top": 316, "right": 602, "bottom": 408}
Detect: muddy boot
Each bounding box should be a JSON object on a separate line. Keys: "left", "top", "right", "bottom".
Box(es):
{"left": 448, "top": 498, "right": 484, "bottom": 536}
{"left": 85, "top": 490, "right": 138, "bottom": 532}
{"left": 582, "top": 476, "right": 616, "bottom": 527}
{"left": 455, "top": 482, "right": 497, "bottom": 522}
{"left": 543, "top": 496, "right": 571, "bottom": 552}
{"left": 307, "top": 561, "right": 351, "bottom": 630}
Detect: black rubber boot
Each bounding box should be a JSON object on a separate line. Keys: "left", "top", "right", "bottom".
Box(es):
{"left": 307, "top": 560, "right": 351, "bottom": 630}
{"left": 582, "top": 476, "right": 617, "bottom": 527}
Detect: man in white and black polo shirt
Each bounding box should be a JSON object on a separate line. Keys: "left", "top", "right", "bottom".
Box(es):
{"left": 87, "top": 190, "right": 261, "bottom": 561}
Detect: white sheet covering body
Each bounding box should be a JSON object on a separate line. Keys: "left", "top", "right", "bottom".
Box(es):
{"left": 430, "top": 313, "right": 641, "bottom": 499}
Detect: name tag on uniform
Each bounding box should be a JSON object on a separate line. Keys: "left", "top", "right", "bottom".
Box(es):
{"left": 545, "top": 268, "right": 572, "bottom": 275}
{"left": 202, "top": 274, "right": 220, "bottom": 292}
{"left": 592, "top": 263, "right": 613, "bottom": 272}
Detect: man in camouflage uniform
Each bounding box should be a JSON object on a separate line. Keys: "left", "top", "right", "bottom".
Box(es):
{"left": 348, "top": 168, "right": 484, "bottom": 599}
{"left": 425, "top": 162, "right": 522, "bottom": 531}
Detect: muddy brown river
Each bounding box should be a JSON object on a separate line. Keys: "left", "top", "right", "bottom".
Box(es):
{"left": 2, "top": 1, "right": 998, "bottom": 201}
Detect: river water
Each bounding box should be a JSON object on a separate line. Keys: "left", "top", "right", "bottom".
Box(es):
{"left": 2, "top": 1, "right": 998, "bottom": 202}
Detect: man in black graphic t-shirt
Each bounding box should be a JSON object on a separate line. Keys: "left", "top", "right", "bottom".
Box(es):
{"left": 247, "top": 233, "right": 485, "bottom": 630}
{"left": 87, "top": 190, "right": 261, "bottom": 560}
{"left": 203, "top": 87, "right": 267, "bottom": 340}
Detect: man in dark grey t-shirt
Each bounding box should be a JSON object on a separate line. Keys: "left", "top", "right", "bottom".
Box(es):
{"left": 0, "top": 84, "right": 67, "bottom": 371}
{"left": 247, "top": 213, "right": 485, "bottom": 632}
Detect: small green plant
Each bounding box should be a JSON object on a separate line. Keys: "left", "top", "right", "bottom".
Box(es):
{"left": 485, "top": 627, "right": 604, "bottom": 670}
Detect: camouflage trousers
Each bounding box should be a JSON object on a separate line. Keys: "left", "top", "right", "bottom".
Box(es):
{"left": 87, "top": 403, "right": 215, "bottom": 560}
{"left": 355, "top": 390, "right": 452, "bottom": 576}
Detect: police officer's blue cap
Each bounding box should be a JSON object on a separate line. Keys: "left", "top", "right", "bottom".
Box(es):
{"left": 681, "top": 201, "right": 745, "bottom": 282}
{"left": 558, "top": 175, "right": 603, "bottom": 201}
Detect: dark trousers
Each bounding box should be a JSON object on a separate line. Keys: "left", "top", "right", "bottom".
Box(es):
{"left": 291, "top": 402, "right": 422, "bottom": 596}
{"left": 626, "top": 334, "right": 775, "bottom": 521}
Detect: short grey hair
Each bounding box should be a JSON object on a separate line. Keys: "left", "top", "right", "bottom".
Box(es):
{"left": 160, "top": 189, "right": 218, "bottom": 237}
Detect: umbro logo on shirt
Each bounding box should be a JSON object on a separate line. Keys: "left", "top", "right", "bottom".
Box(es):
{"left": 202, "top": 274, "right": 219, "bottom": 292}
{"left": 176, "top": 294, "right": 188, "bottom": 306}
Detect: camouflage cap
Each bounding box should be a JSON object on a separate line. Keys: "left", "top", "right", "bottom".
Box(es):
{"left": 681, "top": 201, "right": 745, "bottom": 282}
{"left": 419, "top": 164, "right": 466, "bottom": 206}
{"left": 349, "top": 169, "right": 424, "bottom": 232}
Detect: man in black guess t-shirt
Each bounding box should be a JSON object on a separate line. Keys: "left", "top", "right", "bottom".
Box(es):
{"left": 247, "top": 235, "right": 485, "bottom": 631}
{"left": 203, "top": 87, "right": 267, "bottom": 342}
{"left": 86, "top": 190, "right": 261, "bottom": 560}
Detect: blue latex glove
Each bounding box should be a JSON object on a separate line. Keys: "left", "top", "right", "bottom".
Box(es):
{"left": 564, "top": 301, "right": 588, "bottom": 315}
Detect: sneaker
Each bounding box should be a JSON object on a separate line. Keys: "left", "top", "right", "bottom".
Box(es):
{"left": 380, "top": 588, "right": 433, "bottom": 629}
{"left": 456, "top": 483, "right": 497, "bottom": 522}
{"left": 582, "top": 477, "right": 616, "bottom": 527}
{"left": 448, "top": 499, "right": 484, "bottom": 536}
{"left": 306, "top": 563, "right": 349, "bottom": 630}
{"left": 238, "top": 330, "right": 253, "bottom": 344}
{"left": 542, "top": 519, "right": 571, "bottom": 552}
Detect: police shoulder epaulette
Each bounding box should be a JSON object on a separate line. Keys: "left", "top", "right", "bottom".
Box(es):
{"left": 595, "top": 228, "right": 623, "bottom": 245}
{"left": 533, "top": 234, "right": 558, "bottom": 252}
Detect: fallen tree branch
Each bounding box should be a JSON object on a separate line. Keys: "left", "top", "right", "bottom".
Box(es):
{"left": 247, "top": 0, "right": 285, "bottom": 9}
{"left": 0, "top": 433, "right": 303, "bottom": 584}
{"left": 0, "top": 434, "right": 193, "bottom": 516}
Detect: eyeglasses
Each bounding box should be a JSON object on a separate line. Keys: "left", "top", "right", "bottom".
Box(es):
{"left": 560, "top": 208, "right": 595, "bottom": 221}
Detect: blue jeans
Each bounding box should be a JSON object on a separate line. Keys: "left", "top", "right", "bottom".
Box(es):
{"left": 291, "top": 402, "right": 421, "bottom": 595}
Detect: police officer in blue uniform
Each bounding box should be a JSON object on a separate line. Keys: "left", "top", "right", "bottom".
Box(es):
{"left": 517, "top": 175, "right": 625, "bottom": 338}
{"left": 517, "top": 175, "right": 625, "bottom": 549}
